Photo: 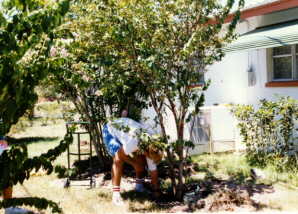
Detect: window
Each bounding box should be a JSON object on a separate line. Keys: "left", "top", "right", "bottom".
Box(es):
{"left": 196, "top": 70, "right": 205, "bottom": 85}
{"left": 192, "top": 58, "right": 205, "bottom": 86}
{"left": 189, "top": 113, "right": 210, "bottom": 144}
{"left": 190, "top": 67, "right": 205, "bottom": 87}
{"left": 272, "top": 45, "right": 298, "bottom": 81}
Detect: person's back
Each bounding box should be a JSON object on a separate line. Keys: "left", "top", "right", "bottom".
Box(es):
{"left": 106, "top": 117, "right": 149, "bottom": 155}
{"left": 107, "top": 117, "right": 144, "bottom": 137}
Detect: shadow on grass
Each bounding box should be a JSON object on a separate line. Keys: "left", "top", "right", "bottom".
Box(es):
{"left": 122, "top": 190, "right": 185, "bottom": 213}
{"left": 7, "top": 136, "right": 59, "bottom": 145}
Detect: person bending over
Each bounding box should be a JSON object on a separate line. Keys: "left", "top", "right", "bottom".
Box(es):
{"left": 103, "top": 117, "right": 161, "bottom": 205}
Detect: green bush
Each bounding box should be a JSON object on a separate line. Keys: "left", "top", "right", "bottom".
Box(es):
{"left": 9, "top": 101, "right": 75, "bottom": 135}
{"left": 35, "top": 101, "right": 76, "bottom": 125}
{"left": 230, "top": 95, "right": 298, "bottom": 172}
{"left": 9, "top": 107, "right": 35, "bottom": 135}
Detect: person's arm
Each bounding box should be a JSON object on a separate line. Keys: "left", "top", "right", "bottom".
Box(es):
{"left": 145, "top": 156, "right": 160, "bottom": 199}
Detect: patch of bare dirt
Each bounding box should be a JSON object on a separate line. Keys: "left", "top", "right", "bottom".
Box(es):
{"left": 196, "top": 186, "right": 252, "bottom": 212}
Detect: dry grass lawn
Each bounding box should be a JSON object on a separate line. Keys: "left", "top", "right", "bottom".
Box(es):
{"left": 1, "top": 123, "right": 298, "bottom": 213}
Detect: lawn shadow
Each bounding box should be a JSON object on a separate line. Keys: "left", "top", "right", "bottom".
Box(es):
{"left": 122, "top": 189, "right": 185, "bottom": 213}
{"left": 7, "top": 136, "right": 59, "bottom": 145}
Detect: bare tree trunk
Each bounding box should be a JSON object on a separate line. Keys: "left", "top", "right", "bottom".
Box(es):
{"left": 165, "top": 149, "right": 177, "bottom": 195}
{"left": 147, "top": 90, "right": 177, "bottom": 193}
{"left": 176, "top": 124, "right": 185, "bottom": 199}
{"left": 90, "top": 123, "right": 105, "bottom": 167}
{"left": 125, "top": 99, "right": 130, "bottom": 113}
{"left": 100, "top": 96, "right": 106, "bottom": 119}
{"left": 98, "top": 121, "right": 112, "bottom": 166}
{"left": 184, "top": 114, "right": 197, "bottom": 186}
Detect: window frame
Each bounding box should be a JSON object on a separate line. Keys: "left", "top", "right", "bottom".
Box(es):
{"left": 272, "top": 44, "right": 298, "bottom": 81}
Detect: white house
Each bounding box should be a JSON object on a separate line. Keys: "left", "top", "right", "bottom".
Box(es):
{"left": 206, "top": 0, "right": 298, "bottom": 106}
{"left": 201, "top": 0, "right": 298, "bottom": 153}
{"left": 142, "top": 0, "right": 298, "bottom": 154}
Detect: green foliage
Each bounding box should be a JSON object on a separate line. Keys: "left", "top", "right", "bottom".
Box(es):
{"left": 0, "top": 197, "right": 62, "bottom": 213}
{"left": 49, "top": 1, "right": 150, "bottom": 119}
{"left": 35, "top": 82, "right": 63, "bottom": 101}
{"left": 0, "top": 133, "right": 73, "bottom": 212}
{"left": 230, "top": 95, "right": 298, "bottom": 172}
{"left": 0, "top": 0, "right": 70, "bottom": 135}
{"left": 35, "top": 101, "right": 73, "bottom": 125}
{"left": 46, "top": 1, "right": 152, "bottom": 167}
{"left": 9, "top": 109, "right": 35, "bottom": 134}
{"left": 0, "top": 0, "right": 72, "bottom": 212}
{"left": 0, "top": 0, "right": 70, "bottom": 211}
{"left": 54, "top": 164, "right": 68, "bottom": 178}
{"left": 0, "top": 133, "right": 73, "bottom": 190}
{"left": 61, "top": 102, "right": 78, "bottom": 122}
{"left": 8, "top": 101, "right": 73, "bottom": 134}
{"left": 37, "top": 0, "right": 244, "bottom": 198}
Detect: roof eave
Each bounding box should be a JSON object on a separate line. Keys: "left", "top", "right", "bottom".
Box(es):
{"left": 225, "top": 0, "right": 298, "bottom": 23}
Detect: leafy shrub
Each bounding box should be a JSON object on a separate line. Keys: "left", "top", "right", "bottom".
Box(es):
{"left": 9, "top": 101, "right": 75, "bottom": 135}
{"left": 230, "top": 95, "right": 298, "bottom": 172}
{"left": 9, "top": 107, "right": 35, "bottom": 135}
{"left": 35, "top": 83, "right": 63, "bottom": 102}
{"left": 0, "top": 133, "right": 74, "bottom": 212}
{"left": 35, "top": 101, "right": 76, "bottom": 125}
{"left": 60, "top": 102, "right": 78, "bottom": 122}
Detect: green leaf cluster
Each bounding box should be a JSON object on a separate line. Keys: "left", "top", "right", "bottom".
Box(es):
{"left": 230, "top": 95, "right": 298, "bottom": 172}
{"left": 39, "top": 0, "right": 245, "bottom": 198}
{"left": 0, "top": 0, "right": 70, "bottom": 135}
{"left": 0, "top": 133, "right": 73, "bottom": 212}
{"left": 0, "top": 197, "right": 62, "bottom": 213}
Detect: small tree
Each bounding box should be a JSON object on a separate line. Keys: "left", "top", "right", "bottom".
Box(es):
{"left": 47, "top": 1, "right": 150, "bottom": 168}
{"left": 98, "top": 0, "right": 244, "bottom": 198}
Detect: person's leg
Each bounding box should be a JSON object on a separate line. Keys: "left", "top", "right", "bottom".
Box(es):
{"left": 110, "top": 147, "right": 146, "bottom": 204}
{"left": 112, "top": 153, "right": 124, "bottom": 186}
{"left": 3, "top": 186, "right": 12, "bottom": 199}
{"left": 131, "top": 153, "right": 146, "bottom": 178}
{"left": 3, "top": 186, "right": 29, "bottom": 213}
{"left": 145, "top": 157, "right": 160, "bottom": 199}
{"left": 111, "top": 152, "right": 124, "bottom": 205}
{"left": 102, "top": 124, "right": 125, "bottom": 205}
{"left": 131, "top": 153, "right": 150, "bottom": 192}
{"left": 148, "top": 169, "right": 160, "bottom": 199}
{"left": 117, "top": 147, "right": 145, "bottom": 179}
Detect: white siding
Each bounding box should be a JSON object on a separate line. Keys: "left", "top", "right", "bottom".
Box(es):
{"left": 205, "top": 49, "right": 298, "bottom": 106}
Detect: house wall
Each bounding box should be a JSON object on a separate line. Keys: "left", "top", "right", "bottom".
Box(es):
{"left": 204, "top": 49, "right": 298, "bottom": 106}
{"left": 203, "top": 8, "right": 298, "bottom": 151}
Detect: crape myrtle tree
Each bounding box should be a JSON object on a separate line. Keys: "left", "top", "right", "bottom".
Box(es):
{"left": 0, "top": 0, "right": 72, "bottom": 212}
{"left": 47, "top": 1, "right": 150, "bottom": 168}
{"left": 98, "top": 0, "right": 244, "bottom": 198}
